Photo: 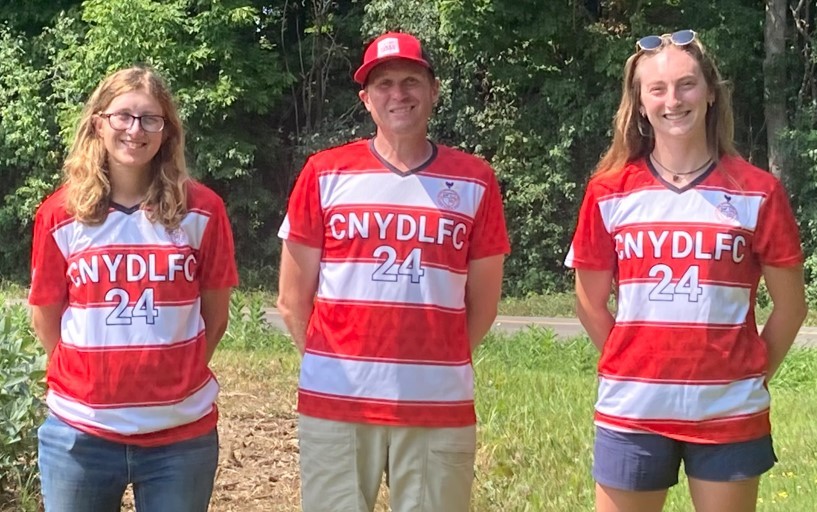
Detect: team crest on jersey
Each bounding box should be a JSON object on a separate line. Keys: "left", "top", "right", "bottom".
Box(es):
{"left": 166, "top": 227, "right": 188, "bottom": 246}
{"left": 715, "top": 194, "right": 739, "bottom": 222}
{"left": 437, "top": 182, "right": 461, "bottom": 210}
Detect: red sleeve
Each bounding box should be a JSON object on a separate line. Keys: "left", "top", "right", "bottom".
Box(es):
{"left": 28, "top": 207, "right": 68, "bottom": 306}
{"left": 753, "top": 179, "right": 803, "bottom": 267}
{"left": 565, "top": 181, "right": 617, "bottom": 270}
{"left": 468, "top": 172, "right": 510, "bottom": 260}
{"left": 278, "top": 158, "right": 324, "bottom": 248}
{"left": 197, "top": 197, "right": 239, "bottom": 289}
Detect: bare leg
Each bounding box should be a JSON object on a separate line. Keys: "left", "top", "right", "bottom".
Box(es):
{"left": 596, "top": 483, "right": 668, "bottom": 512}
{"left": 688, "top": 477, "right": 759, "bottom": 512}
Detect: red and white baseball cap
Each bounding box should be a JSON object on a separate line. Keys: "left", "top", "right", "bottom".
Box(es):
{"left": 354, "top": 32, "right": 433, "bottom": 85}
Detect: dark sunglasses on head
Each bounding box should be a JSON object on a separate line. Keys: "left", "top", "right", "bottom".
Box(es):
{"left": 636, "top": 29, "right": 697, "bottom": 52}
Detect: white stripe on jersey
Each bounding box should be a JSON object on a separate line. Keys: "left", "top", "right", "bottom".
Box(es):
{"left": 318, "top": 172, "right": 486, "bottom": 218}
{"left": 596, "top": 376, "right": 769, "bottom": 422}
{"left": 52, "top": 210, "right": 211, "bottom": 259}
{"left": 616, "top": 282, "right": 750, "bottom": 325}
{"left": 318, "top": 261, "right": 467, "bottom": 310}
{"left": 598, "top": 188, "right": 764, "bottom": 233}
{"left": 46, "top": 377, "right": 218, "bottom": 435}
{"left": 60, "top": 300, "right": 203, "bottom": 348}
{"left": 299, "top": 352, "right": 474, "bottom": 403}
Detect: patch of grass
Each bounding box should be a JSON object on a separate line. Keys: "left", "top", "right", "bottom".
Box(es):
{"left": 4, "top": 298, "right": 813, "bottom": 510}
{"left": 473, "top": 330, "right": 597, "bottom": 510}
{"left": 472, "top": 330, "right": 817, "bottom": 511}
{"left": 218, "top": 327, "right": 817, "bottom": 510}
{"left": 497, "top": 293, "right": 576, "bottom": 317}
{"left": 0, "top": 281, "right": 27, "bottom": 303}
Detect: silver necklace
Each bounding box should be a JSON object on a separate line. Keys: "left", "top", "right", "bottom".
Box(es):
{"left": 651, "top": 153, "right": 713, "bottom": 183}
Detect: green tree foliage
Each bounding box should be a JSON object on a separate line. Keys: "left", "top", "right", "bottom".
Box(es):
{"left": 54, "top": 0, "right": 292, "bottom": 276}
{"left": 0, "top": 27, "right": 62, "bottom": 279}
{"left": 0, "top": 0, "right": 814, "bottom": 299}
{"left": 0, "top": 0, "right": 80, "bottom": 35}
{"left": 772, "top": 0, "right": 817, "bottom": 301}
{"left": 0, "top": 0, "right": 293, "bottom": 282}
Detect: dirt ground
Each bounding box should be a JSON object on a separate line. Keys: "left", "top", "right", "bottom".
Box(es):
{"left": 117, "top": 355, "right": 301, "bottom": 511}
{"left": 0, "top": 352, "right": 387, "bottom": 512}
{"left": 121, "top": 353, "right": 389, "bottom": 511}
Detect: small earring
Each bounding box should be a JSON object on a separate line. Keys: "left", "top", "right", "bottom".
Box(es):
{"left": 637, "top": 116, "right": 653, "bottom": 138}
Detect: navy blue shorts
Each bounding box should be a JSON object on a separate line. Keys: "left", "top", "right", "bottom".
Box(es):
{"left": 593, "top": 426, "right": 776, "bottom": 491}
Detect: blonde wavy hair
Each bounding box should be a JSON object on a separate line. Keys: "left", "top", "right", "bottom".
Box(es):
{"left": 595, "top": 33, "right": 737, "bottom": 175}
{"left": 63, "top": 66, "right": 188, "bottom": 227}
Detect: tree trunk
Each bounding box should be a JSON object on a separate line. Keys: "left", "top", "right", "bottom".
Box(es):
{"left": 763, "top": 0, "right": 788, "bottom": 179}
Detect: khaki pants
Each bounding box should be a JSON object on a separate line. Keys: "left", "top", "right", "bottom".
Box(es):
{"left": 299, "top": 415, "right": 476, "bottom": 512}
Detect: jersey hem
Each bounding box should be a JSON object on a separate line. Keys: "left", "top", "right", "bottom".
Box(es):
{"left": 280, "top": 232, "right": 323, "bottom": 249}
{"left": 594, "top": 413, "right": 771, "bottom": 445}
{"left": 48, "top": 407, "right": 219, "bottom": 447}
{"left": 565, "top": 258, "right": 614, "bottom": 271}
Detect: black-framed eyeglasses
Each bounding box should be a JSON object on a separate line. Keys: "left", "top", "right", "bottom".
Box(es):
{"left": 636, "top": 29, "right": 697, "bottom": 52}
{"left": 97, "top": 112, "right": 166, "bottom": 133}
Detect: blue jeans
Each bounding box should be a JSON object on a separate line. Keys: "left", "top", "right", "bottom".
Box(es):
{"left": 38, "top": 414, "right": 219, "bottom": 512}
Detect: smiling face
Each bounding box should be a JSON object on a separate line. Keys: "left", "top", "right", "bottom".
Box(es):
{"left": 636, "top": 46, "right": 714, "bottom": 144}
{"left": 94, "top": 89, "right": 164, "bottom": 176}
{"left": 358, "top": 59, "right": 440, "bottom": 141}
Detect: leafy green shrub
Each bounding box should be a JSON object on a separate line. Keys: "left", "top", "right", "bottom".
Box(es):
{"left": 0, "top": 305, "right": 46, "bottom": 505}
{"left": 222, "top": 291, "right": 294, "bottom": 353}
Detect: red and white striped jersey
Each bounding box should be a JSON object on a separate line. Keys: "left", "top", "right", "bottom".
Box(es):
{"left": 566, "top": 156, "right": 803, "bottom": 443}
{"left": 279, "top": 139, "right": 510, "bottom": 427}
{"left": 29, "top": 181, "right": 238, "bottom": 447}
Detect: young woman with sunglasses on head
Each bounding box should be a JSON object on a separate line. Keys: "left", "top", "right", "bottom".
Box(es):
{"left": 29, "top": 66, "right": 237, "bottom": 512}
{"left": 566, "top": 30, "right": 807, "bottom": 512}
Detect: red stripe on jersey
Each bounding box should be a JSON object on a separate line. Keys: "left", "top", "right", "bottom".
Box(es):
{"left": 66, "top": 247, "right": 199, "bottom": 303}
{"left": 596, "top": 409, "right": 770, "bottom": 444}
{"left": 57, "top": 409, "right": 218, "bottom": 448}
{"left": 318, "top": 298, "right": 465, "bottom": 314}
{"left": 613, "top": 224, "right": 757, "bottom": 284}
{"left": 322, "top": 206, "right": 473, "bottom": 269}
{"left": 308, "top": 302, "right": 470, "bottom": 363}
{"left": 299, "top": 390, "right": 476, "bottom": 427}
{"left": 306, "top": 350, "right": 470, "bottom": 366}
{"left": 600, "top": 324, "right": 767, "bottom": 381}
{"left": 48, "top": 338, "right": 211, "bottom": 406}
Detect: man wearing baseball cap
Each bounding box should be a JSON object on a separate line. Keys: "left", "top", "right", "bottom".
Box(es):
{"left": 277, "top": 31, "right": 510, "bottom": 511}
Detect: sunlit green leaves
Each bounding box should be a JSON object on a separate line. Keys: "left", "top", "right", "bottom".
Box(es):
{"left": 0, "top": 306, "right": 46, "bottom": 501}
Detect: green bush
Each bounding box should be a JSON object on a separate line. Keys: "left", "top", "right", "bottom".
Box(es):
{"left": 0, "top": 305, "right": 46, "bottom": 506}
{"left": 222, "top": 291, "right": 295, "bottom": 353}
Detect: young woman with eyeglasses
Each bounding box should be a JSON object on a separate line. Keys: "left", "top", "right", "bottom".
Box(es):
{"left": 28, "top": 66, "right": 237, "bottom": 512}
{"left": 566, "top": 30, "right": 807, "bottom": 512}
